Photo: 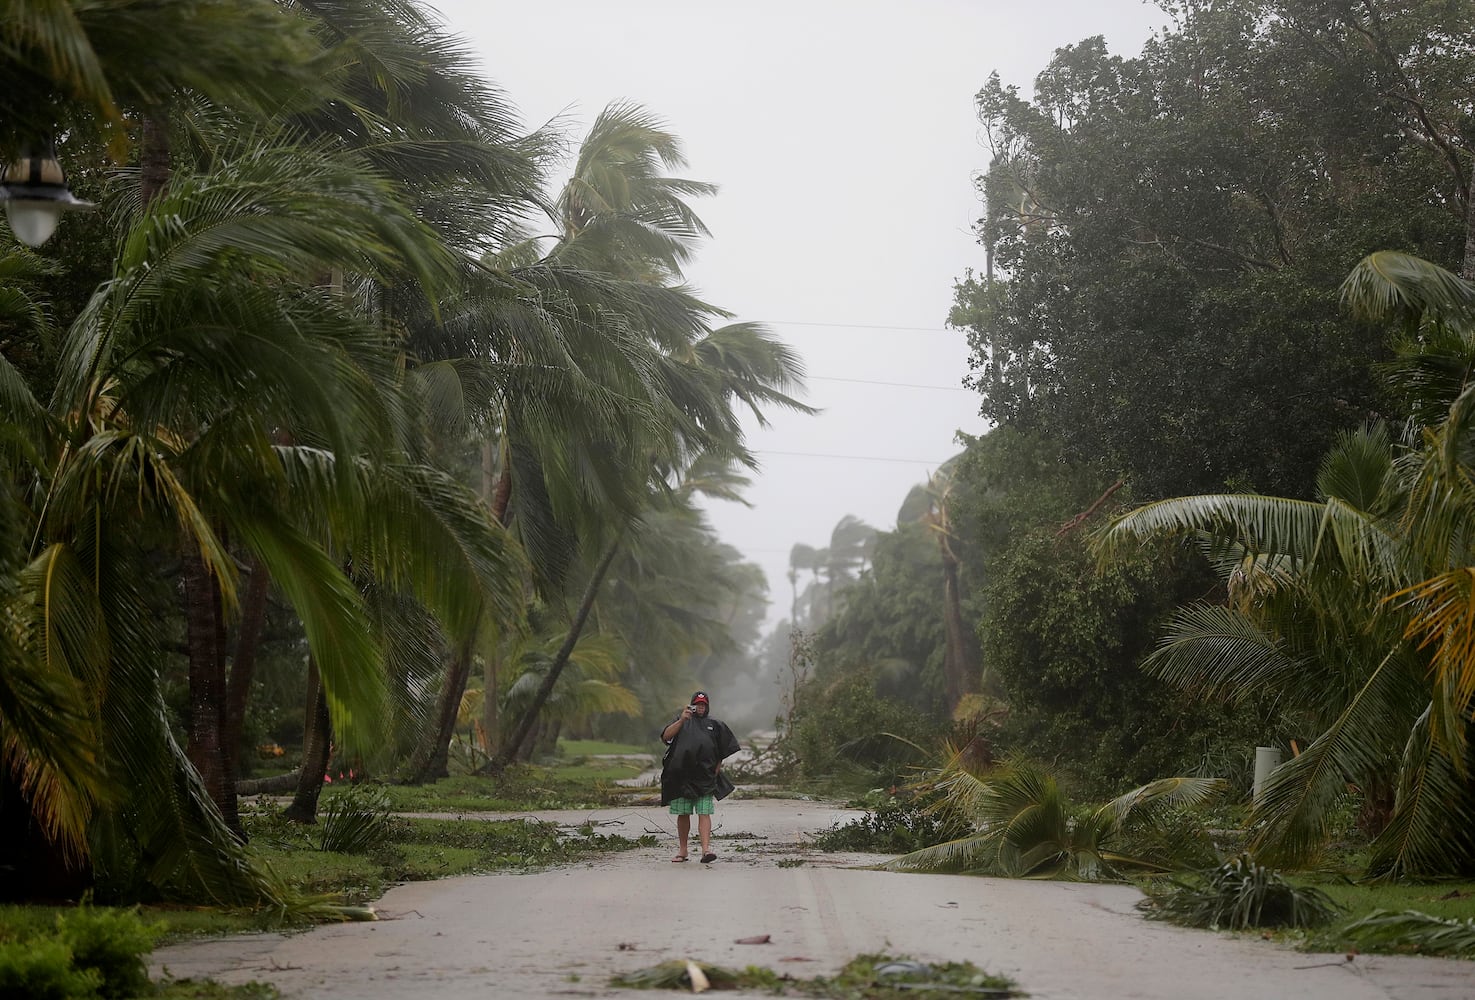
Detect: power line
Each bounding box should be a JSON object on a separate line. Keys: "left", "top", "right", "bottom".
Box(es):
{"left": 772, "top": 319, "right": 958, "bottom": 334}
{"left": 811, "top": 375, "right": 970, "bottom": 392}
{"left": 756, "top": 448, "right": 947, "bottom": 466}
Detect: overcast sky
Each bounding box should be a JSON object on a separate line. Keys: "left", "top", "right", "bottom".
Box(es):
{"left": 429, "top": 0, "right": 1169, "bottom": 627}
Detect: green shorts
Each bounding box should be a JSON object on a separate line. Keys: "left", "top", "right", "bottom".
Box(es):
{"left": 669, "top": 795, "right": 715, "bottom": 816}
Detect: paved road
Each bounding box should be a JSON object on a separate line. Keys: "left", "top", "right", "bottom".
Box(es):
{"left": 151, "top": 798, "right": 1475, "bottom": 999}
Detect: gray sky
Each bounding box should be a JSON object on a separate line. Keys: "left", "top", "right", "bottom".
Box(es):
{"left": 430, "top": 0, "right": 1168, "bottom": 626}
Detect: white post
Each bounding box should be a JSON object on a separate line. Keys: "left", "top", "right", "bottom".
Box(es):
{"left": 1253, "top": 746, "right": 1283, "bottom": 804}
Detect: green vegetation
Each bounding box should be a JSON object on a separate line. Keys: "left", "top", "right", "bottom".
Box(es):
{"left": 1336, "top": 910, "right": 1475, "bottom": 958}
{"left": 2, "top": 0, "right": 799, "bottom": 913}
{"left": 558, "top": 739, "right": 651, "bottom": 757}
{"left": 612, "top": 953, "right": 1019, "bottom": 998}
{"left": 771, "top": 3, "right": 1475, "bottom": 945}
{"left": 883, "top": 755, "right": 1224, "bottom": 880}
{"left": 1139, "top": 856, "right": 1342, "bottom": 931}
{"left": 0, "top": 905, "right": 161, "bottom": 999}
{"left": 813, "top": 791, "right": 973, "bottom": 855}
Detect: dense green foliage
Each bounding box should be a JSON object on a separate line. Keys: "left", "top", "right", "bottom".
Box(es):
{"left": 1139, "top": 855, "right": 1342, "bottom": 931}
{"left": 884, "top": 756, "right": 1224, "bottom": 879}
{"left": 784, "top": 664, "right": 935, "bottom": 785}
{"left": 0, "top": 906, "right": 161, "bottom": 1000}
{"left": 958, "top": 0, "right": 1472, "bottom": 499}
{"left": 0, "top": 0, "right": 793, "bottom": 908}
{"left": 782, "top": 2, "right": 1475, "bottom": 887}
{"left": 812, "top": 791, "right": 974, "bottom": 855}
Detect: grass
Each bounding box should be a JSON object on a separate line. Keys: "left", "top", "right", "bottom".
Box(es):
{"left": 1300, "top": 879, "right": 1475, "bottom": 955}
{"left": 0, "top": 905, "right": 266, "bottom": 946}
{"left": 558, "top": 739, "right": 651, "bottom": 756}
{"left": 365, "top": 765, "right": 650, "bottom": 814}
{"left": 1316, "top": 880, "right": 1475, "bottom": 924}
{"left": 242, "top": 809, "right": 655, "bottom": 904}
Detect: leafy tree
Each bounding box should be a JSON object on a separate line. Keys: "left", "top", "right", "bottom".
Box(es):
{"left": 814, "top": 522, "right": 950, "bottom": 718}
{"left": 956, "top": 2, "right": 1472, "bottom": 500}
{"left": 951, "top": 426, "right": 1269, "bottom": 795}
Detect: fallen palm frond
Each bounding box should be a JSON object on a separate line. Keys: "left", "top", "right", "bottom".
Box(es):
{"left": 884, "top": 757, "right": 1225, "bottom": 880}
{"left": 1338, "top": 909, "right": 1475, "bottom": 956}
{"left": 610, "top": 959, "right": 742, "bottom": 990}
{"left": 1138, "top": 855, "right": 1341, "bottom": 930}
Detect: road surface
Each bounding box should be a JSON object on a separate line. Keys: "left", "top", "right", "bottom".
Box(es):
{"left": 150, "top": 797, "right": 1475, "bottom": 998}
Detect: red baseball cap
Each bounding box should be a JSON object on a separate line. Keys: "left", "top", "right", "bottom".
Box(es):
{"left": 691, "top": 691, "right": 709, "bottom": 704}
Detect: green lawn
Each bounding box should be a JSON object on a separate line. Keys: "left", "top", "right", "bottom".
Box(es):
{"left": 558, "top": 738, "right": 653, "bottom": 757}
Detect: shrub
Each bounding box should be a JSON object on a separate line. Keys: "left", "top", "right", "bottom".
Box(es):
{"left": 813, "top": 792, "right": 973, "bottom": 854}
{"left": 782, "top": 666, "right": 934, "bottom": 784}
{"left": 316, "top": 784, "right": 393, "bottom": 854}
{"left": 1139, "top": 854, "right": 1341, "bottom": 930}
{"left": 56, "top": 906, "right": 163, "bottom": 999}
{"left": 0, "top": 936, "right": 101, "bottom": 1000}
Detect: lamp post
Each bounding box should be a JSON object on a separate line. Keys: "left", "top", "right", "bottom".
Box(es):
{"left": 0, "top": 144, "right": 94, "bottom": 247}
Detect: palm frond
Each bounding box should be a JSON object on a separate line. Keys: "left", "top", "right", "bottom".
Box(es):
{"left": 1341, "top": 252, "right": 1475, "bottom": 328}
{"left": 1366, "top": 706, "right": 1475, "bottom": 879}
{"left": 1340, "top": 909, "right": 1475, "bottom": 956}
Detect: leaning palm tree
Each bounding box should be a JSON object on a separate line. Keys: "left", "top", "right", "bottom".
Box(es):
{"left": 1095, "top": 252, "right": 1475, "bottom": 879}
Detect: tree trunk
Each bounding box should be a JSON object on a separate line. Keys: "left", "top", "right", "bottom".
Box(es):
{"left": 480, "top": 437, "right": 502, "bottom": 754}
{"left": 219, "top": 557, "right": 271, "bottom": 835}
{"left": 139, "top": 115, "right": 170, "bottom": 206}
{"left": 490, "top": 462, "right": 512, "bottom": 526}
{"left": 938, "top": 532, "right": 981, "bottom": 714}
{"left": 284, "top": 657, "right": 332, "bottom": 824}
{"left": 482, "top": 535, "right": 622, "bottom": 775}
{"left": 404, "top": 633, "right": 477, "bottom": 784}
{"left": 483, "top": 647, "right": 501, "bottom": 758}
{"left": 1463, "top": 168, "right": 1475, "bottom": 282}
{"left": 182, "top": 549, "right": 231, "bottom": 829}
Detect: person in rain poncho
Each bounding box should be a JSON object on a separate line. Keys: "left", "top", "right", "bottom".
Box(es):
{"left": 659, "top": 690, "right": 740, "bottom": 863}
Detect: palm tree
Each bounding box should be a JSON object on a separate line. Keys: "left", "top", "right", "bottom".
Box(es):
{"left": 553, "top": 101, "right": 716, "bottom": 282}
{"left": 1, "top": 0, "right": 326, "bottom": 159}
{"left": 897, "top": 458, "right": 984, "bottom": 713}
{"left": 1095, "top": 252, "right": 1475, "bottom": 878}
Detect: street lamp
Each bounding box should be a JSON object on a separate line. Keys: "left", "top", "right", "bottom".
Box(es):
{"left": 0, "top": 145, "right": 93, "bottom": 247}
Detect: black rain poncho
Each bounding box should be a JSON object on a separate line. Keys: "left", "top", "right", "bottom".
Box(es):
{"left": 659, "top": 712, "right": 740, "bottom": 805}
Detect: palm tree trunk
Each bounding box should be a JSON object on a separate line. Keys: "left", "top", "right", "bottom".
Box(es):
{"left": 939, "top": 545, "right": 979, "bottom": 711}
{"left": 220, "top": 557, "right": 271, "bottom": 834}
{"left": 482, "top": 535, "right": 623, "bottom": 775}
{"left": 483, "top": 647, "right": 501, "bottom": 758}
{"left": 480, "top": 437, "right": 503, "bottom": 753}
{"left": 1463, "top": 169, "right": 1475, "bottom": 282}
{"left": 404, "top": 632, "right": 477, "bottom": 784}
{"left": 490, "top": 463, "right": 512, "bottom": 526}
{"left": 140, "top": 115, "right": 170, "bottom": 206}
{"left": 183, "top": 549, "right": 231, "bottom": 828}
{"left": 284, "top": 656, "right": 332, "bottom": 824}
